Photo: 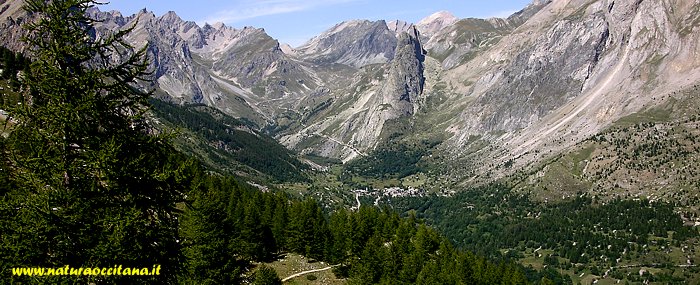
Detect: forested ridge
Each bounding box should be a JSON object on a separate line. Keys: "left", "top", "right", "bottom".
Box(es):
{"left": 149, "top": 99, "right": 309, "bottom": 183}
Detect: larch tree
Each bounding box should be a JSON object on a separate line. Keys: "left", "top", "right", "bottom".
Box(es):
{"left": 0, "top": 0, "right": 191, "bottom": 283}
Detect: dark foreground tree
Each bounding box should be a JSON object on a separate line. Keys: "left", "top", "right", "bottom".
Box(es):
{"left": 0, "top": 0, "right": 191, "bottom": 283}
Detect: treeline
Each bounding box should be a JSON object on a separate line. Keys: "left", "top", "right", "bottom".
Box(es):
{"left": 180, "top": 170, "right": 531, "bottom": 284}
{"left": 500, "top": 197, "right": 695, "bottom": 263}
{"left": 150, "top": 99, "right": 309, "bottom": 182}
{"left": 391, "top": 184, "right": 533, "bottom": 257}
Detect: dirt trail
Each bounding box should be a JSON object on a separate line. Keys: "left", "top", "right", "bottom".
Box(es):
{"left": 298, "top": 119, "right": 368, "bottom": 159}
{"left": 281, "top": 265, "right": 339, "bottom": 282}
{"left": 318, "top": 133, "right": 367, "bottom": 158}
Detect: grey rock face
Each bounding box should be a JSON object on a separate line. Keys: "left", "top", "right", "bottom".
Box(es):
{"left": 209, "top": 28, "right": 316, "bottom": 97}
{"left": 438, "top": 0, "right": 700, "bottom": 184}
{"left": 119, "top": 9, "right": 216, "bottom": 104}
{"left": 90, "top": 9, "right": 317, "bottom": 118}
{"left": 380, "top": 27, "right": 426, "bottom": 118}
{"left": 348, "top": 27, "right": 426, "bottom": 152}
{"left": 297, "top": 20, "right": 398, "bottom": 68}
{"left": 474, "top": 11, "right": 611, "bottom": 133}
{"left": 387, "top": 20, "right": 412, "bottom": 36}
{"left": 0, "top": 0, "right": 32, "bottom": 52}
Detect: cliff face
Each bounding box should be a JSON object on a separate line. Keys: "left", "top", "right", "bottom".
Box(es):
{"left": 0, "top": 0, "right": 31, "bottom": 52}
{"left": 112, "top": 9, "right": 213, "bottom": 104}
{"left": 472, "top": 9, "right": 611, "bottom": 133}
{"left": 380, "top": 27, "right": 426, "bottom": 118}
{"left": 352, "top": 27, "right": 426, "bottom": 154}
{"left": 277, "top": 26, "right": 427, "bottom": 160}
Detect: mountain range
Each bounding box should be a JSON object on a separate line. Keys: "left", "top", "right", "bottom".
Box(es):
{"left": 2, "top": 0, "right": 700, "bottom": 198}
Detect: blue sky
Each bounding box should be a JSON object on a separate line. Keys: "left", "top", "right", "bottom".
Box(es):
{"left": 101, "top": 0, "right": 533, "bottom": 47}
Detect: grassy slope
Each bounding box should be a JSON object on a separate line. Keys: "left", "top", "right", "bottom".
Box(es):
{"left": 261, "top": 253, "right": 345, "bottom": 285}
{"left": 511, "top": 85, "right": 700, "bottom": 207}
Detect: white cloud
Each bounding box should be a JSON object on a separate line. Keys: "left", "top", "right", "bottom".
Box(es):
{"left": 199, "top": 0, "right": 359, "bottom": 25}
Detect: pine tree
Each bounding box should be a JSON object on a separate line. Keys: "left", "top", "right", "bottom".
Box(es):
{"left": 1, "top": 0, "right": 190, "bottom": 283}
{"left": 286, "top": 198, "right": 315, "bottom": 255}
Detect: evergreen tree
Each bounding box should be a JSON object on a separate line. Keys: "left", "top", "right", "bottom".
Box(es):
{"left": 327, "top": 209, "right": 350, "bottom": 263}
{"left": 350, "top": 234, "right": 383, "bottom": 285}
{"left": 286, "top": 198, "right": 321, "bottom": 256}
{"left": 1, "top": 0, "right": 190, "bottom": 283}
{"left": 270, "top": 193, "right": 288, "bottom": 253}
{"left": 252, "top": 265, "right": 282, "bottom": 285}
{"left": 180, "top": 176, "right": 249, "bottom": 284}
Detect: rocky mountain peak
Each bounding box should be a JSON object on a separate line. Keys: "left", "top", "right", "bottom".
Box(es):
{"left": 418, "top": 10, "right": 457, "bottom": 24}
{"left": 336, "top": 26, "right": 427, "bottom": 155}
{"left": 210, "top": 22, "right": 227, "bottom": 31}
{"left": 136, "top": 8, "right": 154, "bottom": 17}
{"left": 109, "top": 10, "right": 123, "bottom": 18}
{"left": 132, "top": 8, "right": 156, "bottom": 24}
{"left": 381, "top": 26, "right": 426, "bottom": 117}
{"left": 159, "top": 10, "right": 182, "bottom": 23}
{"left": 329, "top": 19, "right": 367, "bottom": 34}
{"left": 387, "top": 20, "right": 412, "bottom": 36}
{"left": 417, "top": 10, "right": 458, "bottom": 36}
{"left": 88, "top": 7, "right": 126, "bottom": 28}
{"left": 297, "top": 19, "right": 398, "bottom": 68}
{"left": 279, "top": 43, "right": 297, "bottom": 56}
